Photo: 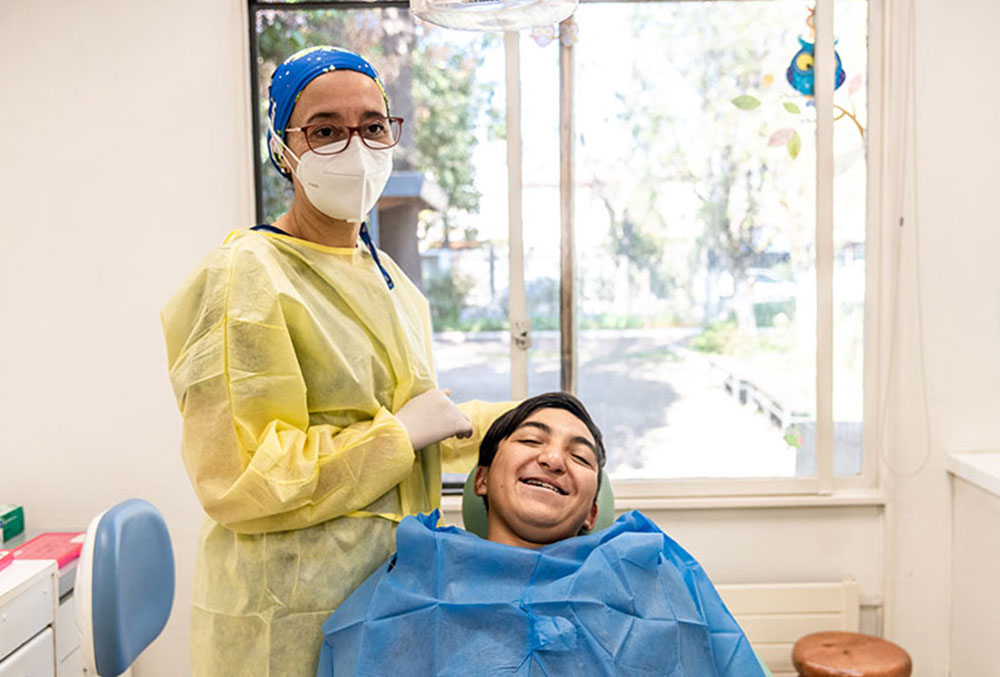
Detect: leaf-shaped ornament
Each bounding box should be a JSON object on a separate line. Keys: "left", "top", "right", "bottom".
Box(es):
{"left": 787, "top": 130, "right": 802, "bottom": 159}
{"left": 768, "top": 128, "right": 796, "bottom": 147}
{"left": 732, "top": 95, "right": 761, "bottom": 110}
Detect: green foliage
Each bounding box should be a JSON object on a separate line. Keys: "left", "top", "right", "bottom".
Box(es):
{"left": 529, "top": 315, "right": 560, "bottom": 331}
{"left": 426, "top": 271, "right": 475, "bottom": 330}
{"left": 602, "top": 203, "right": 668, "bottom": 292}
{"left": 608, "top": 211, "right": 662, "bottom": 270}
{"left": 525, "top": 277, "right": 559, "bottom": 320}
{"left": 452, "top": 317, "right": 507, "bottom": 332}
{"left": 493, "top": 277, "right": 559, "bottom": 331}
{"left": 690, "top": 317, "right": 793, "bottom": 355}
{"left": 413, "top": 48, "right": 479, "bottom": 214}
{"left": 590, "top": 44, "right": 676, "bottom": 303}
{"left": 635, "top": 5, "right": 795, "bottom": 331}
{"left": 690, "top": 318, "right": 739, "bottom": 354}
{"left": 753, "top": 300, "right": 796, "bottom": 327}
{"left": 412, "top": 36, "right": 499, "bottom": 242}
{"left": 621, "top": 346, "right": 682, "bottom": 363}
{"left": 578, "top": 314, "right": 644, "bottom": 330}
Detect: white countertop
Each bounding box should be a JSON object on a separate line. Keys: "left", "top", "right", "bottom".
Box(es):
{"left": 0, "top": 559, "right": 57, "bottom": 601}
{"left": 948, "top": 451, "right": 1000, "bottom": 499}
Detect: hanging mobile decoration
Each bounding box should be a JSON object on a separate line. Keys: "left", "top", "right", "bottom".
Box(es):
{"left": 410, "top": 0, "right": 577, "bottom": 31}
{"left": 732, "top": 4, "right": 865, "bottom": 158}
{"left": 530, "top": 25, "right": 557, "bottom": 46}
{"left": 529, "top": 20, "right": 578, "bottom": 47}
{"left": 559, "top": 19, "right": 579, "bottom": 45}
{"left": 785, "top": 8, "right": 846, "bottom": 97}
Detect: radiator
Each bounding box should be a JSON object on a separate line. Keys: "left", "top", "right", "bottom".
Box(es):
{"left": 716, "top": 579, "right": 861, "bottom": 677}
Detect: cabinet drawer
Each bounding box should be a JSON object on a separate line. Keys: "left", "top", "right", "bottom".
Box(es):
{"left": 0, "top": 626, "right": 55, "bottom": 677}
{"left": 54, "top": 593, "right": 77, "bottom": 662}
{"left": 0, "top": 569, "right": 54, "bottom": 661}
{"left": 57, "top": 645, "right": 85, "bottom": 677}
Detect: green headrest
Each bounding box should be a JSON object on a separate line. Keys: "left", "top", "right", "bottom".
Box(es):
{"left": 461, "top": 467, "right": 615, "bottom": 539}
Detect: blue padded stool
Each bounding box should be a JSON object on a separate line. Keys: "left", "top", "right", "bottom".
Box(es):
{"left": 74, "top": 498, "right": 175, "bottom": 677}
{"left": 461, "top": 467, "right": 615, "bottom": 538}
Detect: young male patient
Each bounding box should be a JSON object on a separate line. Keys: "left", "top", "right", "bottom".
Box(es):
{"left": 472, "top": 391, "right": 607, "bottom": 548}
{"left": 317, "top": 393, "right": 767, "bottom": 676}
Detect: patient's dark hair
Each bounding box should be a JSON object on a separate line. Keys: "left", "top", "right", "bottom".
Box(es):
{"left": 478, "top": 391, "right": 606, "bottom": 479}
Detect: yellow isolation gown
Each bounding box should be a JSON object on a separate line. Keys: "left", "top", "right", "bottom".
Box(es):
{"left": 162, "top": 228, "right": 510, "bottom": 676}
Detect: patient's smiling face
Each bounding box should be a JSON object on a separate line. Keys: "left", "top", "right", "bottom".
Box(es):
{"left": 474, "top": 407, "right": 600, "bottom": 549}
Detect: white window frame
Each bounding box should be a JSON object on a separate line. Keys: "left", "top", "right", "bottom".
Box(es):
{"left": 249, "top": 0, "right": 886, "bottom": 501}
{"left": 502, "top": 0, "right": 884, "bottom": 499}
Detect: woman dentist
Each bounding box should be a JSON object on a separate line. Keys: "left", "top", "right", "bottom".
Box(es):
{"left": 162, "top": 46, "right": 510, "bottom": 676}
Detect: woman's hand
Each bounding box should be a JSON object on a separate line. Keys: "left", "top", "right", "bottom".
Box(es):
{"left": 395, "top": 389, "right": 474, "bottom": 450}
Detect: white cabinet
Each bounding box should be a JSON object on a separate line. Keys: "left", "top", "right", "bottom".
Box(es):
{"left": 0, "top": 560, "right": 57, "bottom": 675}
{"left": 0, "top": 627, "right": 55, "bottom": 677}
{"left": 56, "top": 646, "right": 85, "bottom": 677}
{"left": 54, "top": 589, "right": 84, "bottom": 677}
{"left": 1, "top": 559, "right": 96, "bottom": 677}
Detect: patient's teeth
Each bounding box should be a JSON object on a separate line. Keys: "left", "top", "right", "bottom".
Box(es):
{"left": 522, "top": 478, "right": 566, "bottom": 495}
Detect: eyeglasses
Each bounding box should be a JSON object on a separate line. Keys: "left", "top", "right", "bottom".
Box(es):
{"left": 284, "top": 116, "right": 404, "bottom": 155}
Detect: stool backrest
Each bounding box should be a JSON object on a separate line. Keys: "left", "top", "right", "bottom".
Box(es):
{"left": 74, "top": 498, "right": 174, "bottom": 677}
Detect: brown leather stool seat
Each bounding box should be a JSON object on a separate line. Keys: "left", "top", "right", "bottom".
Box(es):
{"left": 792, "top": 631, "right": 912, "bottom": 677}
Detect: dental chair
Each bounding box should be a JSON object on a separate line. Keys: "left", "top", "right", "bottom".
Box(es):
{"left": 461, "top": 468, "right": 616, "bottom": 537}
{"left": 74, "top": 498, "right": 175, "bottom": 677}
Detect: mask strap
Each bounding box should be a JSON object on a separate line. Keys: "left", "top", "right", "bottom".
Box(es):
{"left": 359, "top": 224, "right": 395, "bottom": 290}
{"left": 268, "top": 116, "right": 301, "bottom": 178}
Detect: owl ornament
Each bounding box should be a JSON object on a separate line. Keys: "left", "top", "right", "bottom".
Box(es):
{"left": 786, "top": 37, "right": 846, "bottom": 96}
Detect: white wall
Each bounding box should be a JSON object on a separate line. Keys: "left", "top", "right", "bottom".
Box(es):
{"left": 883, "top": 0, "right": 1000, "bottom": 674}
{"left": 615, "top": 505, "right": 884, "bottom": 637}
{"left": 0, "top": 1, "right": 253, "bottom": 674}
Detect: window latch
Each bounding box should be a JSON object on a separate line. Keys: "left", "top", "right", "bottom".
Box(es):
{"left": 511, "top": 319, "right": 531, "bottom": 350}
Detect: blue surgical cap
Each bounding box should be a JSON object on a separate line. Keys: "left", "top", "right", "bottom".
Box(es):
{"left": 267, "top": 46, "right": 389, "bottom": 178}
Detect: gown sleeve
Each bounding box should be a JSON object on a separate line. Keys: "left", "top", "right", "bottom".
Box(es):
{"left": 439, "top": 400, "right": 519, "bottom": 475}
{"left": 162, "top": 243, "right": 416, "bottom": 534}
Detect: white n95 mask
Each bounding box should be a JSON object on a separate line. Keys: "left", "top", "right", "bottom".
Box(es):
{"left": 272, "top": 126, "right": 393, "bottom": 223}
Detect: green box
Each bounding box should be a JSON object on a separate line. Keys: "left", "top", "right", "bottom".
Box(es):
{"left": 1, "top": 504, "right": 25, "bottom": 543}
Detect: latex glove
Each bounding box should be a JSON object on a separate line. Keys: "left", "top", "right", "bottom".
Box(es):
{"left": 395, "top": 389, "right": 474, "bottom": 451}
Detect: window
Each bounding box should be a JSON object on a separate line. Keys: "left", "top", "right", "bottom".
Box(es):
{"left": 250, "top": 0, "right": 875, "bottom": 495}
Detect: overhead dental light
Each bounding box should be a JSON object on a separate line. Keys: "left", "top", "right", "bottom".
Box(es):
{"left": 409, "top": 0, "right": 577, "bottom": 31}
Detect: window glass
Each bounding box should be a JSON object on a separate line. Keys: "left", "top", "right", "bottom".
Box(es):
{"left": 519, "top": 33, "right": 562, "bottom": 395}
{"left": 565, "top": 0, "right": 866, "bottom": 479}
{"left": 831, "top": 0, "right": 868, "bottom": 477}
{"left": 253, "top": 0, "right": 868, "bottom": 483}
